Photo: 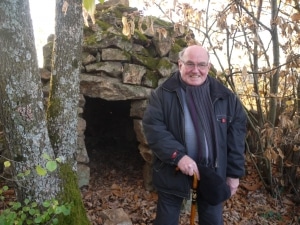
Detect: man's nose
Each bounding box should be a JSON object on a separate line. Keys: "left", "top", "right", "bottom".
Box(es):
{"left": 191, "top": 65, "right": 199, "bottom": 72}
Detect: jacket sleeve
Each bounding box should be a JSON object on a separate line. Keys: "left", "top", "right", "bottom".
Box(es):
{"left": 142, "top": 89, "right": 186, "bottom": 166}
{"left": 226, "top": 95, "right": 247, "bottom": 178}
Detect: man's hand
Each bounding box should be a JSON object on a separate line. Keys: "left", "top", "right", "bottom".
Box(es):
{"left": 226, "top": 177, "right": 239, "bottom": 196}
{"left": 177, "top": 155, "right": 200, "bottom": 180}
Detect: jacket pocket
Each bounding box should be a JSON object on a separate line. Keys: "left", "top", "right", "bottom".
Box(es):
{"left": 152, "top": 160, "right": 190, "bottom": 198}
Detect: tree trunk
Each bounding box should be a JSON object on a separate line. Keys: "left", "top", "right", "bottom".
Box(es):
{"left": 0, "top": 0, "right": 90, "bottom": 223}
{"left": 47, "top": 0, "right": 82, "bottom": 161}
{"left": 46, "top": 0, "right": 90, "bottom": 224}
{"left": 268, "top": 0, "right": 281, "bottom": 125}
{"left": 0, "top": 0, "right": 60, "bottom": 203}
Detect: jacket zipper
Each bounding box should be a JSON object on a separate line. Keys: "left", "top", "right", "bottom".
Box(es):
{"left": 176, "top": 89, "right": 186, "bottom": 150}
{"left": 212, "top": 96, "right": 220, "bottom": 168}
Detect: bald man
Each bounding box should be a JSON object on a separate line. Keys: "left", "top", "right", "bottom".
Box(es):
{"left": 143, "top": 45, "right": 247, "bottom": 225}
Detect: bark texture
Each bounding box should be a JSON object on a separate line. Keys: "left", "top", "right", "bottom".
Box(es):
{"left": 46, "top": 0, "right": 90, "bottom": 224}
{"left": 0, "top": 0, "right": 59, "bottom": 202}
{"left": 47, "top": 0, "right": 83, "bottom": 161}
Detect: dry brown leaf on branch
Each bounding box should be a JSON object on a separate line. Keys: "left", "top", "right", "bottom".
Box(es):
{"left": 122, "top": 13, "right": 131, "bottom": 37}
{"left": 291, "top": 13, "right": 300, "bottom": 21}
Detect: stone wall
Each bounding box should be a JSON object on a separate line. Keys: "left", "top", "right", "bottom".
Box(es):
{"left": 41, "top": 0, "right": 196, "bottom": 189}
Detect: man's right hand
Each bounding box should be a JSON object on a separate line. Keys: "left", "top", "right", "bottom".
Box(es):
{"left": 177, "top": 155, "right": 200, "bottom": 180}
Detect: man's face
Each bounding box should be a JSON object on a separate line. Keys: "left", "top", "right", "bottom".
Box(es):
{"left": 178, "top": 46, "right": 211, "bottom": 86}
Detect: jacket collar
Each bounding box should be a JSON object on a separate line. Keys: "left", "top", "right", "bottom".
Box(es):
{"left": 162, "top": 71, "right": 231, "bottom": 100}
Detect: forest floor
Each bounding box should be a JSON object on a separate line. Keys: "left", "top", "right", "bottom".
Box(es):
{"left": 82, "top": 148, "right": 300, "bottom": 225}
{"left": 1, "top": 147, "right": 300, "bottom": 225}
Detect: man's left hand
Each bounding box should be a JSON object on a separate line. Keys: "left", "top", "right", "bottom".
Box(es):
{"left": 226, "top": 177, "right": 239, "bottom": 196}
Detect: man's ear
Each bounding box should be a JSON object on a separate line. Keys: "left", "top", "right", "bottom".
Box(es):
{"left": 178, "top": 60, "right": 183, "bottom": 70}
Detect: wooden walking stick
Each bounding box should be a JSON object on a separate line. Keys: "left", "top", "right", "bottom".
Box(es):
{"left": 190, "top": 172, "right": 198, "bottom": 225}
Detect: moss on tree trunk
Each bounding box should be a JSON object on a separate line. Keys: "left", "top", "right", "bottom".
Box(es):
{"left": 58, "top": 163, "right": 90, "bottom": 225}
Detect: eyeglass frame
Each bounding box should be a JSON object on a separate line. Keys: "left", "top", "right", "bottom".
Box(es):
{"left": 180, "top": 60, "right": 209, "bottom": 70}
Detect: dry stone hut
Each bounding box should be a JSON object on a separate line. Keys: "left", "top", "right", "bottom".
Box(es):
{"left": 41, "top": 0, "right": 197, "bottom": 189}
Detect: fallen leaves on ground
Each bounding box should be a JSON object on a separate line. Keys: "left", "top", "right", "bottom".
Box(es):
{"left": 82, "top": 149, "right": 300, "bottom": 225}
{"left": 1, "top": 148, "right": 299, "bottom": 225}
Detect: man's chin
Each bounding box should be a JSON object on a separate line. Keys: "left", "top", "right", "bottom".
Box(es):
{"left": 187, "top": 79, "right": 205, "bottom": 86}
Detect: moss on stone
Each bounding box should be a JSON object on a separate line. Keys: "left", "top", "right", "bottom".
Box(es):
{"left": 146, "top": 47, "right": 159, "bottom": 58}
{"left": 144, "top": 70, "right": 160, "bottom": 88}
{"left": 83, "top": 34, "right": 98, "bottom": 45}
{"left": 98, "top": 4, "right": 138, "bottom": 19}
{"left": 170, "top": 43, "right": 183, "bottom": 55}
{"left": 133, "top": 54, "right": 159, "bottom": 70}
{"left": 135, "top": 47, "right": 150, "bottom": 57}
{"left": 112, "top": 5, "right": 138, "bottom": 18}
{"left": 98, "top": 28, "right": 129, "bottom": 42}
{"left": 157, "top": 58, "right": 173, "bottom": 70}
{"left": 134, "top": 29, "right": 149, "bottom": 42}
{"left": 57, "top": 163, "right": 90, "bottom": 225}
{"left": 122, "top": 50, "right": 132, "bottom": 61}
{"left": 174, "top": 38, "right": 188, "bottom": 48}
{"left": 95, "top": 20, "right": 112, "bottom": 31}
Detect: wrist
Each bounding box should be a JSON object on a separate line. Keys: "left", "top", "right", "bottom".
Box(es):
{"left": 171, "top": 150, "right": 185, "bottom": 165}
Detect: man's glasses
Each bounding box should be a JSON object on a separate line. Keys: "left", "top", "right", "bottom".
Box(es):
{"left": 181, "top": 61, "right": 208, "bottom": 70}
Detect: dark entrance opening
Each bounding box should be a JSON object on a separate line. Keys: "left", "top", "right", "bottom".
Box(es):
{"left": 82, "top": 96, "right": 144, "bottom": 174}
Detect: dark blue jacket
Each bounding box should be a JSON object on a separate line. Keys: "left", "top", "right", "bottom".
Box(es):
{"left": 142, "top": 72, "right": 247, "bottom": 198}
